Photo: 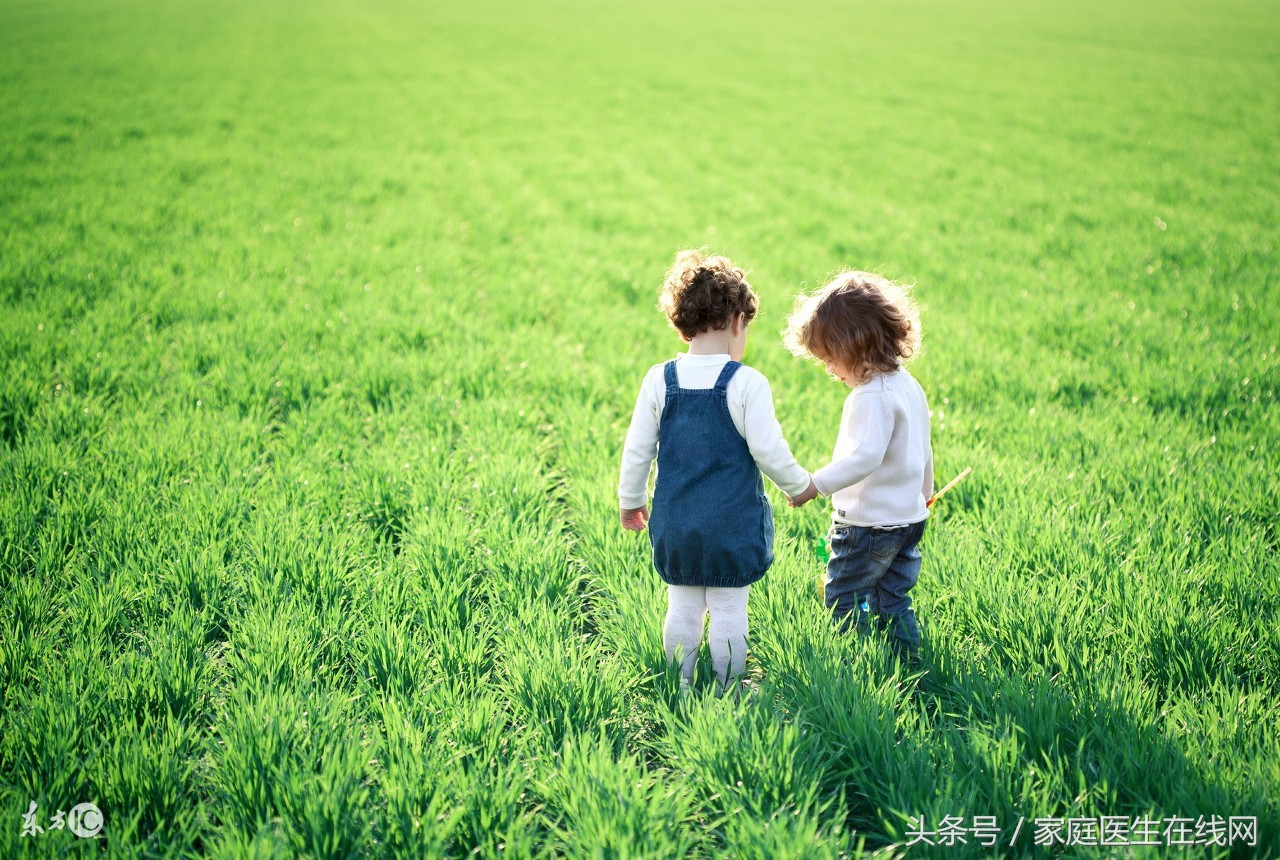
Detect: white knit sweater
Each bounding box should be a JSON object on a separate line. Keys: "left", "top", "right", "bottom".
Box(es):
{"left": 812, "top": 367, "right": 934, "bottom": 527}
{"left": 618, "top": 352, "right": 812, "bottom": 510}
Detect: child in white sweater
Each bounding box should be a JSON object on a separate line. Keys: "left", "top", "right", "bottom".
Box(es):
{"left": 785, "top": 271, "right": 933, "bottom": 662}
{"left": 619, "top": 250, "right": 814, "bottom": 693}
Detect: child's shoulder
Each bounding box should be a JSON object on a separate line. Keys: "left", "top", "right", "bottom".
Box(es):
{"left": 861, "top": 366, "right": 920, "bottom": 393}
{"left": 889, "top": 366, "right": 928, "bottom": 399}
{"left": 643, "top": 355, "right": 678, "bottom": 377}
{"left": 731, "top": 360, "right": 768, "bottom": 385}
{"left": 639, "top": 355, "right": 687, "bottom": 390}
{"left": 856, "top": 368, "right": 929, "bottom": 415}
{"left": 851, "top": 372, "right": 892, "bottom": 397}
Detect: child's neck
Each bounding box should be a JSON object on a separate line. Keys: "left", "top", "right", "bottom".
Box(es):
{"left": 854, "top": 365, "right": 900, "bottom": 386}
{"left": 687, "top": 330, "right": 731, "bottom": 356}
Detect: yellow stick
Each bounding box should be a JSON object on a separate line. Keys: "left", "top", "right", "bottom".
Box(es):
{"left": 927, "top": 466, "right": 972, "bottom": 508}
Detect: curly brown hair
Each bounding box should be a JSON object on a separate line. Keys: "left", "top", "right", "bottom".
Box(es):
{"left": 658, "top": 249, "right": 758, "bottom": 339}
{"left": 784, "top": 271, "right": 921, "bottom": 382}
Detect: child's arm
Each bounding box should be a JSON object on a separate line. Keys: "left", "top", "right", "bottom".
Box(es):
{"left": 620, "top": 506, "right": 649, "bottom": 530}
{"left": 740, "top": 373, "right": 813, "bottom": 501}
{"left": 788, "top": 478, "right": 820, "bottom": 507}
{"left": 618, "top": 368, "right": 662, "bottom": 530}
{"left": 811, "top": 392, "right": 894, "bottom": 498}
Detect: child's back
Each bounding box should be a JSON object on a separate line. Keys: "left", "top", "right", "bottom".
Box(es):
{"left": 619, "top": 250, "right": 811, "bottom": 693}
{"left": 783, "top": 270, "right": 932, "bottom": 662}
{"left": 623, "top": 354, "right": 807, "bottom": 586}
{"left": 816, "top": 366, "right": 933, "bottom": 527}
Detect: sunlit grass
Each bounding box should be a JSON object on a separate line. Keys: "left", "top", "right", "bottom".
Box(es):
{"left": 1, "top": 0, "right": 1277, "bottom": 855}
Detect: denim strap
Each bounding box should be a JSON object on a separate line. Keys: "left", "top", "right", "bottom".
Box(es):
{"left": 713, "top": 360, "right": 740, "bottom": 392}
{"left": 663, "top": 360, "right": 678, "bottom": 390}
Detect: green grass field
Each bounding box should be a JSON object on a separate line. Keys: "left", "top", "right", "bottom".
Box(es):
{"left": 2, "top": 0, "right": 1278, "bottom": 855}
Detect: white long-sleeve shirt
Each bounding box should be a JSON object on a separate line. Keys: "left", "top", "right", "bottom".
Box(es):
{"left": 618, "top": 352, "right": 812, "bottom": 510}
{"left": 812, "top": 367, "right": 934, "bottom": 527}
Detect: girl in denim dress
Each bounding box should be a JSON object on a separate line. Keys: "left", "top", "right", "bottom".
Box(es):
{"left": 784, "top": 271, "right": 934, "bottom": 663}
{"left": 619, "top": 250, "right": 814, "bottom": 693}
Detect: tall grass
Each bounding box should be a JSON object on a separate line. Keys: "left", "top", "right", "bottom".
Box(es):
{"left": 1, "top": 0, "right": 1277, "bottom": 855}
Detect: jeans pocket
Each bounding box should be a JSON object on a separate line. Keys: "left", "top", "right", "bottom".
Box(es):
{"left": 869, "top": 527, "right": 905, "bottom": 563}
{"left": 828, "top": 521, "right": 860, "bottom": 541}
{"left": 830, "top": 524, "right": 871, "bottom": 562}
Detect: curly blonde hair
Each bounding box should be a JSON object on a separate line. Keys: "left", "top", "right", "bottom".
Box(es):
{"left": 784, "top": 271, "right": 921, "bottom": 381}
{"left": 658, "top": 249, "right": 758, "bottom": 338}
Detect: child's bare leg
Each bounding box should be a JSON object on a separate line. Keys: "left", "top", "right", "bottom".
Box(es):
{"left": 706, "top": 585, "right": 750, "bottom": 690}
{"left": 664, "top": 585, "right": 706, "bottom": 684}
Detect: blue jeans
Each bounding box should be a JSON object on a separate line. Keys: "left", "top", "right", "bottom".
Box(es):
{"left": 825, "top": 519, "right": 927, "bottom": 652}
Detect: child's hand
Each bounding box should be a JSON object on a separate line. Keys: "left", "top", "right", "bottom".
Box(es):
{"left": 620, "top": 505, "right": 649, "bottom": 531}
{"left": 788, "top": 479, "right": 820, "bottom": 508}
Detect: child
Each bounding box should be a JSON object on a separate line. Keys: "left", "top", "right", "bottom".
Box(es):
{"left": 619, "top": 249, "right": 815, "bottom": 693}
{"left": 784, "top": 271, "right": 933, "bottom": 662}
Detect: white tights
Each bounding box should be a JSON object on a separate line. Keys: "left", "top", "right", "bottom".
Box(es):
{"left": 663, "top": 584, "right": 750, "bottom": 689}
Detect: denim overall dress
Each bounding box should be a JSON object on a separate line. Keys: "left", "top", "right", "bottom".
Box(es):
{"left": 648, "top": 359, "right": 774, "bottom": 588}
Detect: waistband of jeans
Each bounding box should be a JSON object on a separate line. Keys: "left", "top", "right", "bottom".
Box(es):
{"left": 832, "top": 512, "right": 912, "bottom": 529}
